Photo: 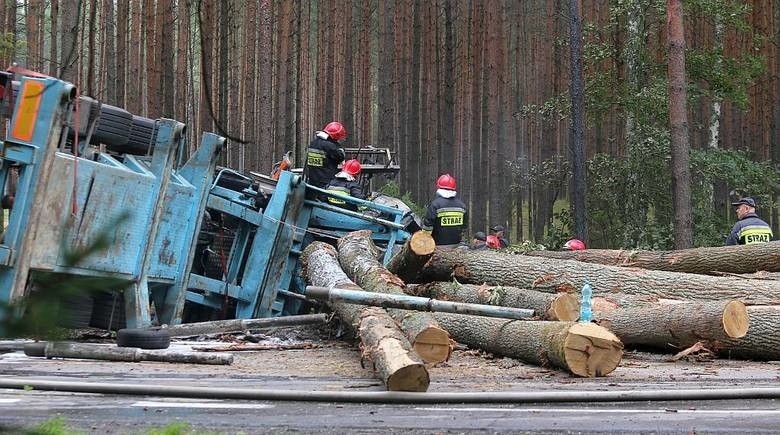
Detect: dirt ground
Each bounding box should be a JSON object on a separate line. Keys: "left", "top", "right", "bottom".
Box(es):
{"left": 4, "top": 323, "right": 778, "bottom": 392}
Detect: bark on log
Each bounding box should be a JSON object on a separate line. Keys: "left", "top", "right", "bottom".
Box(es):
{"left": 709, "top": 306, "right": 780, "bottom": 361}
{"left": 420, "top": 249, "right": 780, "bottom": 305}
{"left": 525, "top": 241, "right": 780, "bottom": 275}
{"left": 338, "top": 231, "right": 450, "bottom": 364}
{"left": 24, "top": 342, "right": 233, "bottom": 365}
{"left": 158, "top": 314, "right": 329, "bottom": 337}
{"left": 300, "top": 242, "right": 429, "bottom": 392}
{"left": 433, "top": 314, "right": 623, "bottom": 377}
{"left": 591, "top": 294, "right": 688, "bottom": 312}
{"left": 593, "top": 301, "right": 749, "bottom": 350}
{"left": 410, "top": 282, "right": 580, "bottom": 321}
{"left": 386, "top": 230, "right": 436, "bottom": 283}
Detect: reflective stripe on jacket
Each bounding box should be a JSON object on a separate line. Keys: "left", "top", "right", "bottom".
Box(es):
{"left": 725, "top": 213, "right": 773, "bottom": 245}
{"left": 423, "top": 195, "right": 467, "bottom": 245}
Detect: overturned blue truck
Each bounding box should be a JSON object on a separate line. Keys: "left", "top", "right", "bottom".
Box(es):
{"left": 0, "top": 71, "right": 415, "bottom": 329}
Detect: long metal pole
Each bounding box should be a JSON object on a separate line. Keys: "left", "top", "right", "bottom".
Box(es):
{"left": 304, "top": 286, "right": 535, "bottom": 320}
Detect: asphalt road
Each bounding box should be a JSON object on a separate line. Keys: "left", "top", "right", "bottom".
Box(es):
{"left": 2, "top": 389, "right": 780, "bottom": 434}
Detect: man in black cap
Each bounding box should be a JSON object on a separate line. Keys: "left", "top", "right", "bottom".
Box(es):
{"left": 489, "top": 225, "right": 509, "bottom": 248}
{"left": 725, "top": 197, "right": 773, "bottom": 245}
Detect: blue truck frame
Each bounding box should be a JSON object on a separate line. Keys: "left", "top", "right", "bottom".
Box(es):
{"left": 0, "top": 74, "right": 410, "bottom": 328}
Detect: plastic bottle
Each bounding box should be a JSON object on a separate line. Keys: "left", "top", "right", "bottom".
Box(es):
{"left": 579, "top": 280, "right": 593, "bottom": 323}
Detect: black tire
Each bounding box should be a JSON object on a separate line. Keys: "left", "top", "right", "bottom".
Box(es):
{"left": 23, "top": 342, "right": 46, "bottom": 357}
{"left": 116, "top": 328, "right": 171, "bottom": 349}
{"left": 89, "top": 291, "right": 127, "bottom": 331}
{"left": 213, "top": 167, "right": 256, "bottom": 192}
{"left": 123, "top": 116, "right": 158, "bottom": 155}
{"left": 56, "top": 294, "right": 94, "bottom": 329}
{"left": 94, "top": 104, "right": 132, "bottom": 147}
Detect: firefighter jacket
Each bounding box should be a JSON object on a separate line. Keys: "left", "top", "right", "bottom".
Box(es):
{"left": 725, "top": 212, "right": 773, "bottom": 245}
{"left": 325, "top": 177, "right": 365, "bottom": 212}
{"left": 304, "top": 133, "right": 346, "bottom": 189}
{"left": 423, "top": 195, "right": 467, "bottom": 246}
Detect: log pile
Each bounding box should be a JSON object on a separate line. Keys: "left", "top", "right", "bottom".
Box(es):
{"left": 298, "top": 229, "right": 780, "bottom": 387}
{"left": 300, "top": 242, "right": 430, "bottom": 392}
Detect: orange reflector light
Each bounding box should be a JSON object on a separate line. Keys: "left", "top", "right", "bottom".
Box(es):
{"left": 10, "top": 80, "right": 45, "bottom": 142}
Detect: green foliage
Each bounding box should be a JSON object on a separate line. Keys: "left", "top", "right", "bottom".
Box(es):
{"left": 146, "top": 422, "right": 196, "bottom": 435}
{"left": 376, "top": 181, "right": 426, "bottom": 218}
{"left": 503, "top": 240, "right": 547, "bottom": 254}
{"left": 22, "top": 417, "right": 83, "bottom": 435}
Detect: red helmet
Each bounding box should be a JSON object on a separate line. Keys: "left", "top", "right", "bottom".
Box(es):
{"left": 436, "top": 173, "right": 457, "bottom": 190}
{"left": 342, "top": 159, "right": 362, "bottom": 177}
{"left": 486, "top": 235, "right": 501, "bottom": 249}
{"left": 323, "top": 121, "right": 347, "bottom": 141}
{"left": 563, "top": 239, "right": 586, "bottom": 250}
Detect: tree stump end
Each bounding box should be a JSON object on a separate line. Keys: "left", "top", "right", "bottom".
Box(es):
{"left": 550, "top": 293, "right": 581, "bottom": 321}
{"left": 410, "top": 231, "right": 436, "bottom": 256}
{"left": 563, "top": 322, "right": 623, "bottom": 377}
{"left": 386, "top": 363, "right": 430, "bottom": 392}
{"left": 722, "top": 300, "right": 749, "bottom": 339}
{"left": 412, "top": 326, "right": 451, "bottom": 364}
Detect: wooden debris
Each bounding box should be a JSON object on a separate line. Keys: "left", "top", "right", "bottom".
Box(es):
{"left": 23, "top": 342, "right": 233, "bottom": 365}
{"left": 193, "top": 343, "right": 322, "bottom": 352}
{"left": 433, "top": 314, "right": 623, "bottom": 377}
{"left": 301, "top": 242, "right": 429, "bottom": 392}
{"left": 410, "top": 281, "right": 579, "bottom": 321}
{"left": 156, "top": 313, "right": 329, "bottom": 337}
{"left": 338, "top": 230, "right": 451, "bottom": 364}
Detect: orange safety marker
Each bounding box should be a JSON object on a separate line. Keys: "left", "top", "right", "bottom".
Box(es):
{"left": 9, "top": 80, "right": 45, "bottom": 142}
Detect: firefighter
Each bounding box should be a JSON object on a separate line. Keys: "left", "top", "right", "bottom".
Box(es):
{"left": 562, "top": 238, "right": 586, "bottom": 250}
{"left": 726, "top": 197, "right": 773, "bottom": 245}
{"left": 325, "top": 159, "right": 365, "bottom": 212}
{"left": 304, "top": 121, "right": 347, "bottom": 189}
{"left": 423, "top": 174, "right": 467, "bottom": 248}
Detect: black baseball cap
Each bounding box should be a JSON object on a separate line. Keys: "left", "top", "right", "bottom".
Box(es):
{"left": 474, "top": 231, "right": 487, "bottom": 241}
{"left": 490, "top": 225, "right": 505, "bottom": 232}
{"left": 731, "top": 197, "right": 756, "bottom": 208}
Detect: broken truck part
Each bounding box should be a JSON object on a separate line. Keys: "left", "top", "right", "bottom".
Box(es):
{"left": 0, "top": 71, "right": 413, "bottom": 329}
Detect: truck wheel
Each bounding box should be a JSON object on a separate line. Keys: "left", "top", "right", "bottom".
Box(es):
{"left": 116, "top": 328, "right": 171, "bottom": 350}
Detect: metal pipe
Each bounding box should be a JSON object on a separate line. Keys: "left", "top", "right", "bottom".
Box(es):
{"left": 1, "top": 378, "right": 779, "bottom": 404}
{"left": 304, "top": 286, "right": 535, "bottom": 320}
{"left": 304, "top": 200, "right": 405, "bottom": 230}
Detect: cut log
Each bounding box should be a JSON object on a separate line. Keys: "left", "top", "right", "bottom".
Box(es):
{"left": 338, "top": 230, "right": 450, "bottom": 364}
{"left": 593, "top": 300, "right": 749, "bottom": 350}
{"left": 300, "top": 242, "right": 429, "bottom": 392}
{"left": 708, "top": 306, "right": 780, "bottom": 361}
{"left": 420, "top": 249, "right": 780, "bottom": 305}
{"left": 525, "top": 241, "right": 780, "bottom": 275}
{"left": 386, "top": 230, "right": 436, "bottom": 283}
{"left": 591, "top": 294, "right": 688, "bottom": 312}
{"left": 410, "top": 282, "right": 580, "bottom": 321}
{"left": 433, "top": 314, "right": 623, "bottom": 377}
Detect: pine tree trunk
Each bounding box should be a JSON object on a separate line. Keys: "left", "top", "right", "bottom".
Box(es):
{"left": 526, "top": 242, "right": 780, "bottom": 275}
{"left": 410, "top": 282, "right": 579, "bottom": 321}
{"left": 338, "top": 231, "right": 451, "bottom": 364}
{"left": 434, "top": 314, "right": 622, "bottom": 377}
{"left": 710, "top": 306, "right": 780, "bottom": 361}
{"left": 593, "top": 300, "right": 749, "bottom": 350}
{"left": 386, "top": 231, "right": 436, "bottom": 284}
{"left": 420, "top": 249, "right": 780, "bottom": 305}
{"left": 301, "top": 242, "right": 429, "bottom": 392}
